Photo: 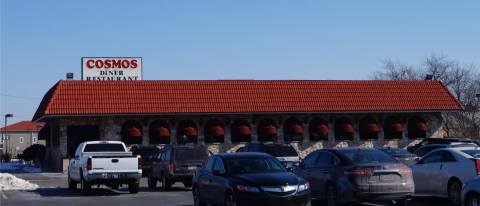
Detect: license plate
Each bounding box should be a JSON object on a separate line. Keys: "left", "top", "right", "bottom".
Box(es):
{"left": 380, "top": 175, "right": 394, "bottom": 182}
{"left": 188, "top": 166, "right": 197, "bottom": 170}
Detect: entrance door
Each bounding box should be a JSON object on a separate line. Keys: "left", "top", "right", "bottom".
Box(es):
{"left": 67, "top": 126, "right": 100, "bottom": 157}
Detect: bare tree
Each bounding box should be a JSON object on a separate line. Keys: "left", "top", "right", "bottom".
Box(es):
{"left": 373, "top": 55, "right": 480, "bottom": 138}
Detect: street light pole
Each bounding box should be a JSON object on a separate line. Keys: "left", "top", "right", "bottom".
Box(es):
{"left": 4, "top": 114, "right": 13, "bottom": 155}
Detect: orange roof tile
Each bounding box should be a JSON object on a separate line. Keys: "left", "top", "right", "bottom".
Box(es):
{"left": 32, "top": 80, "right": 463, "bottom": 121}
{"left": 0, "top": 121, "right": 44, "bottom": 132}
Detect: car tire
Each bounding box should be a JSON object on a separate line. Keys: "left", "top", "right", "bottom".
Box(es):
{"left": 466, "top": 193, "right": 480, "bottom": 206}
{"left": 80, "top": 176, "right": 91, "bottom": 195}
{"left": 148, "top": 177, "right": 157, "bottom": 189}
{"left": 224, "top": 191, "right": 237, "bottom": 206}
{"left": 325, "top": 184, "right": 338, "bottom": 206}
{"left": 448, "top": 180, "right": 462, "bottom": 206}
{"left": 183, "top": 180, "right": 193, "bottom": 188}
{"left": 128, "top": 181, "right": 139, "bottom": 194}
{"left": 67, "top": 174, "right": 77, "bottom": 190}
{"left": 161, "top": 174, "right": 172, "bottom": 191}
{"left": 193, "top": 186, "right": 207, "bottom": 206}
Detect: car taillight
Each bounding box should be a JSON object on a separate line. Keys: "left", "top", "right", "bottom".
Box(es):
{"left": 399, "top": 166, "right": 412, "bottom": 176}
{"left": 168, "top": 162, "right": 176, "bottom": 174}
{"left": 87, "top": 158, "right": 92, "bottom": 171}
{"left": 345, "top": 167, "right": 373, "bottom": 176}
{"left": 473, "top": 159, "right": 480, "bottom": 175}
{"left": 138, "top": 156, "right": 143, "bottom": 170}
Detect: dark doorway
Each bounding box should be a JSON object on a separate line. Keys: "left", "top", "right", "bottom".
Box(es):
{"left": 67, "top": 125, "right": 100, "bottom": 157}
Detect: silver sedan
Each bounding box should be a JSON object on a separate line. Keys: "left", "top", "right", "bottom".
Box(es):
{"left": 462, "top": 177, "right": 480, "bottom": 206}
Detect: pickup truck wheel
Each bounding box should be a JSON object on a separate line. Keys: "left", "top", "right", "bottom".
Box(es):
{"left": 128, "top": 181, "right": 139, "bottom": 194}
{"left": 148, "top": 177, "right": 157, "bottom": 189}
{"left": 68, "top": 176, "right": 77, "bottom": 190}
{"left": 161, "top": 175, "right": 172, "bottom": 191}
{"left": 80, "top": 177, "right": 91, "bottom": 195}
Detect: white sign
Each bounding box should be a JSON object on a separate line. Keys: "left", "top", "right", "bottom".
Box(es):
{"left": 82, "top": 57, "right": 142, "bottom": 80}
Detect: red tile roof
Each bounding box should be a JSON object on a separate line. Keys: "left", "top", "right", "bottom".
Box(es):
{"left": 0, "top": 121, "right": 44, "bottom": 132}
{"left": 32, "top": 80, "right": 463, "bottom": 121}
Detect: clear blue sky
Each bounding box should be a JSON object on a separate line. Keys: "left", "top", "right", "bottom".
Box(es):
{"left": 1, "top": 0, "right": 479, "bottom": 124}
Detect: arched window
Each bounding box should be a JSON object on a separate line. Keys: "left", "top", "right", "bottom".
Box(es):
{"left": 283, "top": 118, "right": 304, "bottom": 142}
{"left": 335, "top": 118, "right": 354, "bottom": 141}
{"left": 359, "top": 117, "right": 380, "bottom": 140}
{"left": 257, "top": 118, "right": 278, "bottom": 142}
{"left": 408, "top": 116, "right": 428, "bottom": 139}
{"left": 309, "top": 118, "right": 329, "bottom": 141}
{"left": 384, "top": 117, "right": 404, "bottom": 139}
{"left": 204, "top": 119, "right": 225, "bottom": 143}
{"left": 149, "top": 120, "right": 170, "bottom": 144}
{"left": 177, "top": 119, "right": 198, "bottom": 144}
{"left": 231, "top": 119, "right": 252, "bottom": 143}
{"left": 122, "top": 120, "right": 143, "bottom": 145}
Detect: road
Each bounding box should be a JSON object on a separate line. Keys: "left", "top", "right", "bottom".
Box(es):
{"left": 0, "top": 173, "right": 453, "bottom": 206}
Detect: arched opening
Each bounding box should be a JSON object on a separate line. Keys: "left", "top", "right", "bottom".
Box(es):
{"left": 335, "top": 118, "right": 354, "bottom": 141}
{"left": 121, "top": 120, "right": 143, "bottom": 145}
{"left": 176, "top": 119, "right": 198, "bottom": 144}
{"left": 384, "top": 117, "right": 404, "bottom": 139}
{"left": 257, "top": 118, "right": 278, "bottom": 142}
{"left": 204, "top": 119, "right": 225, "bottom": 143}
{"left": 231, "top": 119, "right": 252, "bottom": 143}
{"left": 283, "top": 118, "right": 304, "bottom": 142}
{"left": 408, "top": 116, "right": 428, "bottom": 139}
{"left": 149, "top": 120, "right": 170, "bottom": 144}
{"left": 359, "top": 117, "right": 380, "bottom": 140}
{"left": 309, "top": 118, "right": 329, "bottom": 141}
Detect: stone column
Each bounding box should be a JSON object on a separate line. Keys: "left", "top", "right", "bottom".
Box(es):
{"left": 224, "top": 120, "right": 232, "bottom": 145}
{"left": 142, "top": 124, "right": 149, "bottom": 145}
{"left": 303, "top": 120, "right": 310, "bottom": 144}
{"left": 277, "top": 119, "right": 284, "bottom": 144}
{"left": 251, "top": 120, "right": 258, "bottom": 143}
{"left": 59, "top": 124, "right": 68, "bottom": 158}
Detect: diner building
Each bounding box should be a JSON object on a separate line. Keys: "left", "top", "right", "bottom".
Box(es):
{"left": 32, "top": 80, "right": 463, "bottom": 171}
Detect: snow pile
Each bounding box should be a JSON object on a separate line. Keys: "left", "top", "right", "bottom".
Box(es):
{"left": 0, "top": 173, "right": 39, "bottom": 191}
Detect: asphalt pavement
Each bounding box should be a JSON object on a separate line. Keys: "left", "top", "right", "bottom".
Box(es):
{"left": 0, "top": 173, "right": 453, "bottom": 206}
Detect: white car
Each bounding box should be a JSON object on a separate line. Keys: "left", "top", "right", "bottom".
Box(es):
{"left": 68, "top": 141, "right": 142, "bottom": 195}
{"left": 462, "top": 177, "right": 480, "bottom": 206}
{"left": 411, "top": 147, "right": 480, "bottom": 206}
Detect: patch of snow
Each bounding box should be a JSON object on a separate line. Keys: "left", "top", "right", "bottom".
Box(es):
{"left": 0, "top": 173, "right": 39, "bottom": 191}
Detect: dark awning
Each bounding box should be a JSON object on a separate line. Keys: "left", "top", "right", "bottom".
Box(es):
{"left": 183, "top": 126, "right": 198, "bottom": 137}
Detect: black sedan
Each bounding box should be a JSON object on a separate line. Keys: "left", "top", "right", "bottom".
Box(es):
{"left": 377, "top": 147, "right": 418, "bottom": 165}
{"left": 192, "top": 152, "right": 310, "bottom": 206}
{"left": 293, "top": 148, "right": 414, "bottom": 206}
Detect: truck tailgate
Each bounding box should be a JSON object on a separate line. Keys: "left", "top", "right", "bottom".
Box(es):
{"left": 91, "top": 156, "right": 139, "bottom": 172}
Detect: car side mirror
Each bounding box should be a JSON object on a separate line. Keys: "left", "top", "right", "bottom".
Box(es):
{"left": 212, "top": 170, "right": 224, "bottom": 176}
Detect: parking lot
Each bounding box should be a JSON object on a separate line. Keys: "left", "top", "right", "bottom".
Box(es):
{"left": 0, "top": 173, "right": 453, "bottom": 206}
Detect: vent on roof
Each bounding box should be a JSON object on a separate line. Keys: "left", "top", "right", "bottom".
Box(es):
{"left": 66, "top": 73, "right": 74, "bottom": 80}
{"left": 424, "top": 74, "right": 433, "bottom": 80}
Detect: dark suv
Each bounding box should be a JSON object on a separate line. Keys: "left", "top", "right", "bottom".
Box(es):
{"left": 130, "top": 145, "right": 161, "bottom": 177}
{"left": 148, "top": 145, "right": 209, "bottom": 190}
{"left": 406, "top": 138, "right": 479, "bottom": 153}
{"left": 240, "top": 143, "right": 300, "bottom": 168}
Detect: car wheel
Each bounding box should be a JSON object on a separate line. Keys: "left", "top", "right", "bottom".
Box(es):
{"left": 224, "top": 191, "right": 237, "bottom": 206}
{"left": 193, "top": 186, "right": 207, "bottom": 206}
{"left": 80, "top": 177, "right": 91, "bottom": 195}
{"left": 448, "top": 180, "right": 462, "bottom": 206}
{"left": 148, "top": 177, "right": 157, "bottom": 189}
{"left": 466, "top": 193, "right": 480, "bottom": 206}
{"left": 161, "top": 175, "right": 171, "bottom": 191}
{"left": 325, "top": 184, "right": 337, "bottom": 206}
{"left": 128, "top": 181, "right": 139, "bottom": 194}
{"left": 67, "top": 174, "right": 77, "bottom": 190}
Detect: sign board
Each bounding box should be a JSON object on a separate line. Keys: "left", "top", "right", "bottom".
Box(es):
{"left": 81, "top": 57, "right": 142, "bottom": 80}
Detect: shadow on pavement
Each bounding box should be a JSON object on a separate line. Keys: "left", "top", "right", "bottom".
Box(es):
{"left": 34, "top": 187, "right": 122, "bottom": 197}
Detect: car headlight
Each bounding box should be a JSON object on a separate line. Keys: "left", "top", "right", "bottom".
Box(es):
{"left": 236, "top": 185, "right": 260, "bottom": 193}
{"left": 297, "top": 182, "right": 309, "bottom": 192}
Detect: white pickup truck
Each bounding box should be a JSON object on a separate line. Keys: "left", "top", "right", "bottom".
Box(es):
{"left": 67, "top": 141, "right": 142, "bottom": 195}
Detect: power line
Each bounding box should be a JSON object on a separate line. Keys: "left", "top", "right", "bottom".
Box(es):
{"left": 0, "top": 93, "right": 41, "bottom": 100}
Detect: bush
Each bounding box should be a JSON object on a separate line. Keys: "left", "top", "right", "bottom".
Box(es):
{"left": 22, "top": 144, "right": 46, "bottom": 164}
{"left": 1, "top": 152, "right": 12, "bottom": 162}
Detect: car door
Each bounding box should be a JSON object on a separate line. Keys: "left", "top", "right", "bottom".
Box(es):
{"left": 412, "top": 151, "right": 443, "bottom": 195}
{"left": 435, "top": 151, "right": 458, "bottom": 196}
{"left": 314, "top": 152, "right": 339, "bottom": 199}
{"left": 210, "top": 157, "right": 228, "bottom": 205}
{"left": 295, "top": 151, "right": 321, "bottom": 198}
{"left": 151, "top": 151, "right": 163, "bottom": 179}
{"left": 197, "top": 156, "right": 215, "bottom": 203}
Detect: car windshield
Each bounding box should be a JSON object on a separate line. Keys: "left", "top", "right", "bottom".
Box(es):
{"left": 461, "top": 150, "right": 480, "bottom": 158}
{"left": 174, "top": 147, "right": 208, "bottom": 161}
{"left": 340, "top": 149, "right": 397, "bottom": 164}
{"left": 225, "top": 157, "right": 287, "bottom": 174}
{"left": 265, "top": 145, "right": 298, "bottom": 157}
{"left": 84, "top": 143, "right": 125, "bottom": 152}
{"left": 379, "top": 148, "right": 412, "bottom": 156}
